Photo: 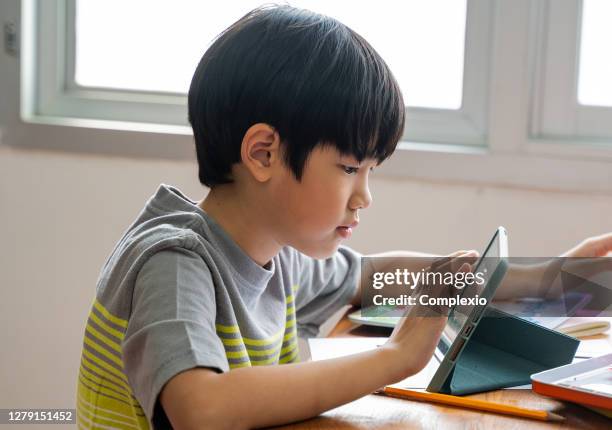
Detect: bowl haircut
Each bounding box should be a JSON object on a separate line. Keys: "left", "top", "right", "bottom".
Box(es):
{"left": 188, "top": 4, "right": 405, "bottom": 187}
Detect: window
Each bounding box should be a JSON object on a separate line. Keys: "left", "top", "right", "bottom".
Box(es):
{"left": 578, "top": 0, "right": 612, "bottom": 107}
{"left": 75, "top": 0, "right": 467, "bottom": 109}
{"left": 531, "top": 0, "right": 612, "bottom": 142}
{"left": 22, "top": 0, "right": 493, "bottom": 145}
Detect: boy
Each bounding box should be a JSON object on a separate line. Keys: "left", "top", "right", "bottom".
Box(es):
{"left": 76, "top": 5, "right": 612, "bottom": 430}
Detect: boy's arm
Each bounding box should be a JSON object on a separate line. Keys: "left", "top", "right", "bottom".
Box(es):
{"left": 160, "top": 347, "right": 398, "bottom": 430}
{"left": 160, "top": 310, "right": 448, "bottom": 430}
{"left": 350, "top": 250, "right": 440, "bottom": 307}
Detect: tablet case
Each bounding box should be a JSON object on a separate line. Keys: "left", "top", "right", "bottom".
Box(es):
{"left": 437, "top": 306, "right": 580, "bottom": 395}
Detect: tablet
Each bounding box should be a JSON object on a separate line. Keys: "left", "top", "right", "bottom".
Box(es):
{"left": 427, "top": 226, "right": 508, "bottom": 392}
{"left": 348, "top": 226, "right": 509, "bottom": 392}
{"left": 531, "top": 353, "right": 612, "bottom": 410}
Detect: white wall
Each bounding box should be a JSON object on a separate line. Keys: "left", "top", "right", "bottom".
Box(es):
{"left": 1, "top": 0, "right": 611, "bottom": 427}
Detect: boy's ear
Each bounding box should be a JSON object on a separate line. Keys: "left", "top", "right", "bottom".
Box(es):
{"left": 240, "top": 123, "right": 281, "bottom": 182}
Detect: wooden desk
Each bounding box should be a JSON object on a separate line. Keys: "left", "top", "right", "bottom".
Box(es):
{"left": 276, "top": 309, "right": 611, "bottom": 430}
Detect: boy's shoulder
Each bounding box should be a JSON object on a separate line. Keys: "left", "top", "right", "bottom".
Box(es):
{"left": 114, "top": 184, "right": 214, "bottom": 255}
{"left": 96, "top": 185, "right": 217, "bottom": 289}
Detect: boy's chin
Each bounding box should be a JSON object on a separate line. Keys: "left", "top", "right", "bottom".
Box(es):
{"left": 292, "top": 242, "right": 340, "bottom": 259}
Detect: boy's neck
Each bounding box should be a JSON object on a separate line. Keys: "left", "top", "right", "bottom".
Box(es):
{"left": 198, "top": 185, "right": 281, "bottom": 268}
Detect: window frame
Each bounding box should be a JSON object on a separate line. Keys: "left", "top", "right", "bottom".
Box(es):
{"left": 531, "top": 0, "right": 612, "bottom": 142}
{"left": 27, "top": 0, "right": 189, "bottom": 129}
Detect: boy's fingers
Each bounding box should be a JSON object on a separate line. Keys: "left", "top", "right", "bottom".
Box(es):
{"left": 448, "top": 249, "right": 479, "bottom": 258}
{"left": 458, "top": 262, "right": 471, "bottom": 273}
{"left": 431, "top": 256, "right": 451, "bottom": 271}
{"left": 448, "top": 252, "right": 478, "bottom": 273}
{"left": 432, "top": 251, "right": 477, "bottom": 271}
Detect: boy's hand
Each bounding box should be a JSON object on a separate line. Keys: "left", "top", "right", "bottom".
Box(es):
{"left": 381, "top": 251, "right": 478, "bottom": 380}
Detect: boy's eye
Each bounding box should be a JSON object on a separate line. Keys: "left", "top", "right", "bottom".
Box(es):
{"left": 342, "top": 165, "right": 359, "bottom": 175}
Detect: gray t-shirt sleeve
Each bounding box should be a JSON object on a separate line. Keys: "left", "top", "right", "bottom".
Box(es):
{"left": 294, "top": 246, "right": 362, "bottom": 338}
{"left": 122, "top": 247, "right": 229, "bottom": 427}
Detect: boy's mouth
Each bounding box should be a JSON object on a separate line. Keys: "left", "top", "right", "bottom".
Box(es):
{"left": 336, "top": 220, "right": 359, "bottom": 239}
{"left": 339, "top": 220, "right": 359, "bottom": 229}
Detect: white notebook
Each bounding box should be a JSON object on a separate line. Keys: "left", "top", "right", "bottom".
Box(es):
{"left": 307, "top": 337, "right": 438, "bottom": 389}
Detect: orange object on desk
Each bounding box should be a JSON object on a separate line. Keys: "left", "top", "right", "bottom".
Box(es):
{"left": 531, "top": 353, "right": 612, "bottom": 410}
{"left": 382, "top": 386, "right": 565, "bottom": 422}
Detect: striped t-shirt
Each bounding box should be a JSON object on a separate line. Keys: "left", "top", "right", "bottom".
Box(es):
{"left": 76, "top": 184, "right": 361, "bottom": 430}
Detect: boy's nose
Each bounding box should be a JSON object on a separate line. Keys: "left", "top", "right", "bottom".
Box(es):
{"left": 350, "top": 187, "right": 372, "bottom": 210}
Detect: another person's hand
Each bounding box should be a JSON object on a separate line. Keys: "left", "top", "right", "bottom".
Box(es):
{"left": 496, "top": 232, "right": 612, "bottom": 300}
{"left": 561, "top": 232, "right": 612, "bottom": 258}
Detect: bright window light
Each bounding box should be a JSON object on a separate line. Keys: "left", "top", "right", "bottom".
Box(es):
{"left": 578, "top": 0, "right": 612, "bottom": 107}
{"left": 75, "top": 0, "right": 466, "bottom": 109}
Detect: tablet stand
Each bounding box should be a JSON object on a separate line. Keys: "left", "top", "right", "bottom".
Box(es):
{"left": 439, "top": 306, "right": 580, "bottom": 395}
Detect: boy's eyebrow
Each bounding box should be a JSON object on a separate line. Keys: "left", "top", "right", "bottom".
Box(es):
{"left": 340, "top": 159, "right": 379, "bottom": 168}
{"left": 361, "top": 158, "right": 380, "bottom": 168}
{"left": 342, "top": 162, "right": 379, "bottom": 172}
{"left": 337, "top": 154, "right": 359, "bottom": 163}
{"left": 338, "top": 154, "right": 375, "bottom": 163}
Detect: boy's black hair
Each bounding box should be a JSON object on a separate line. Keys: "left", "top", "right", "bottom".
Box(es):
{"left": 188, "top": 4, "right": 405, "bottom": 187}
